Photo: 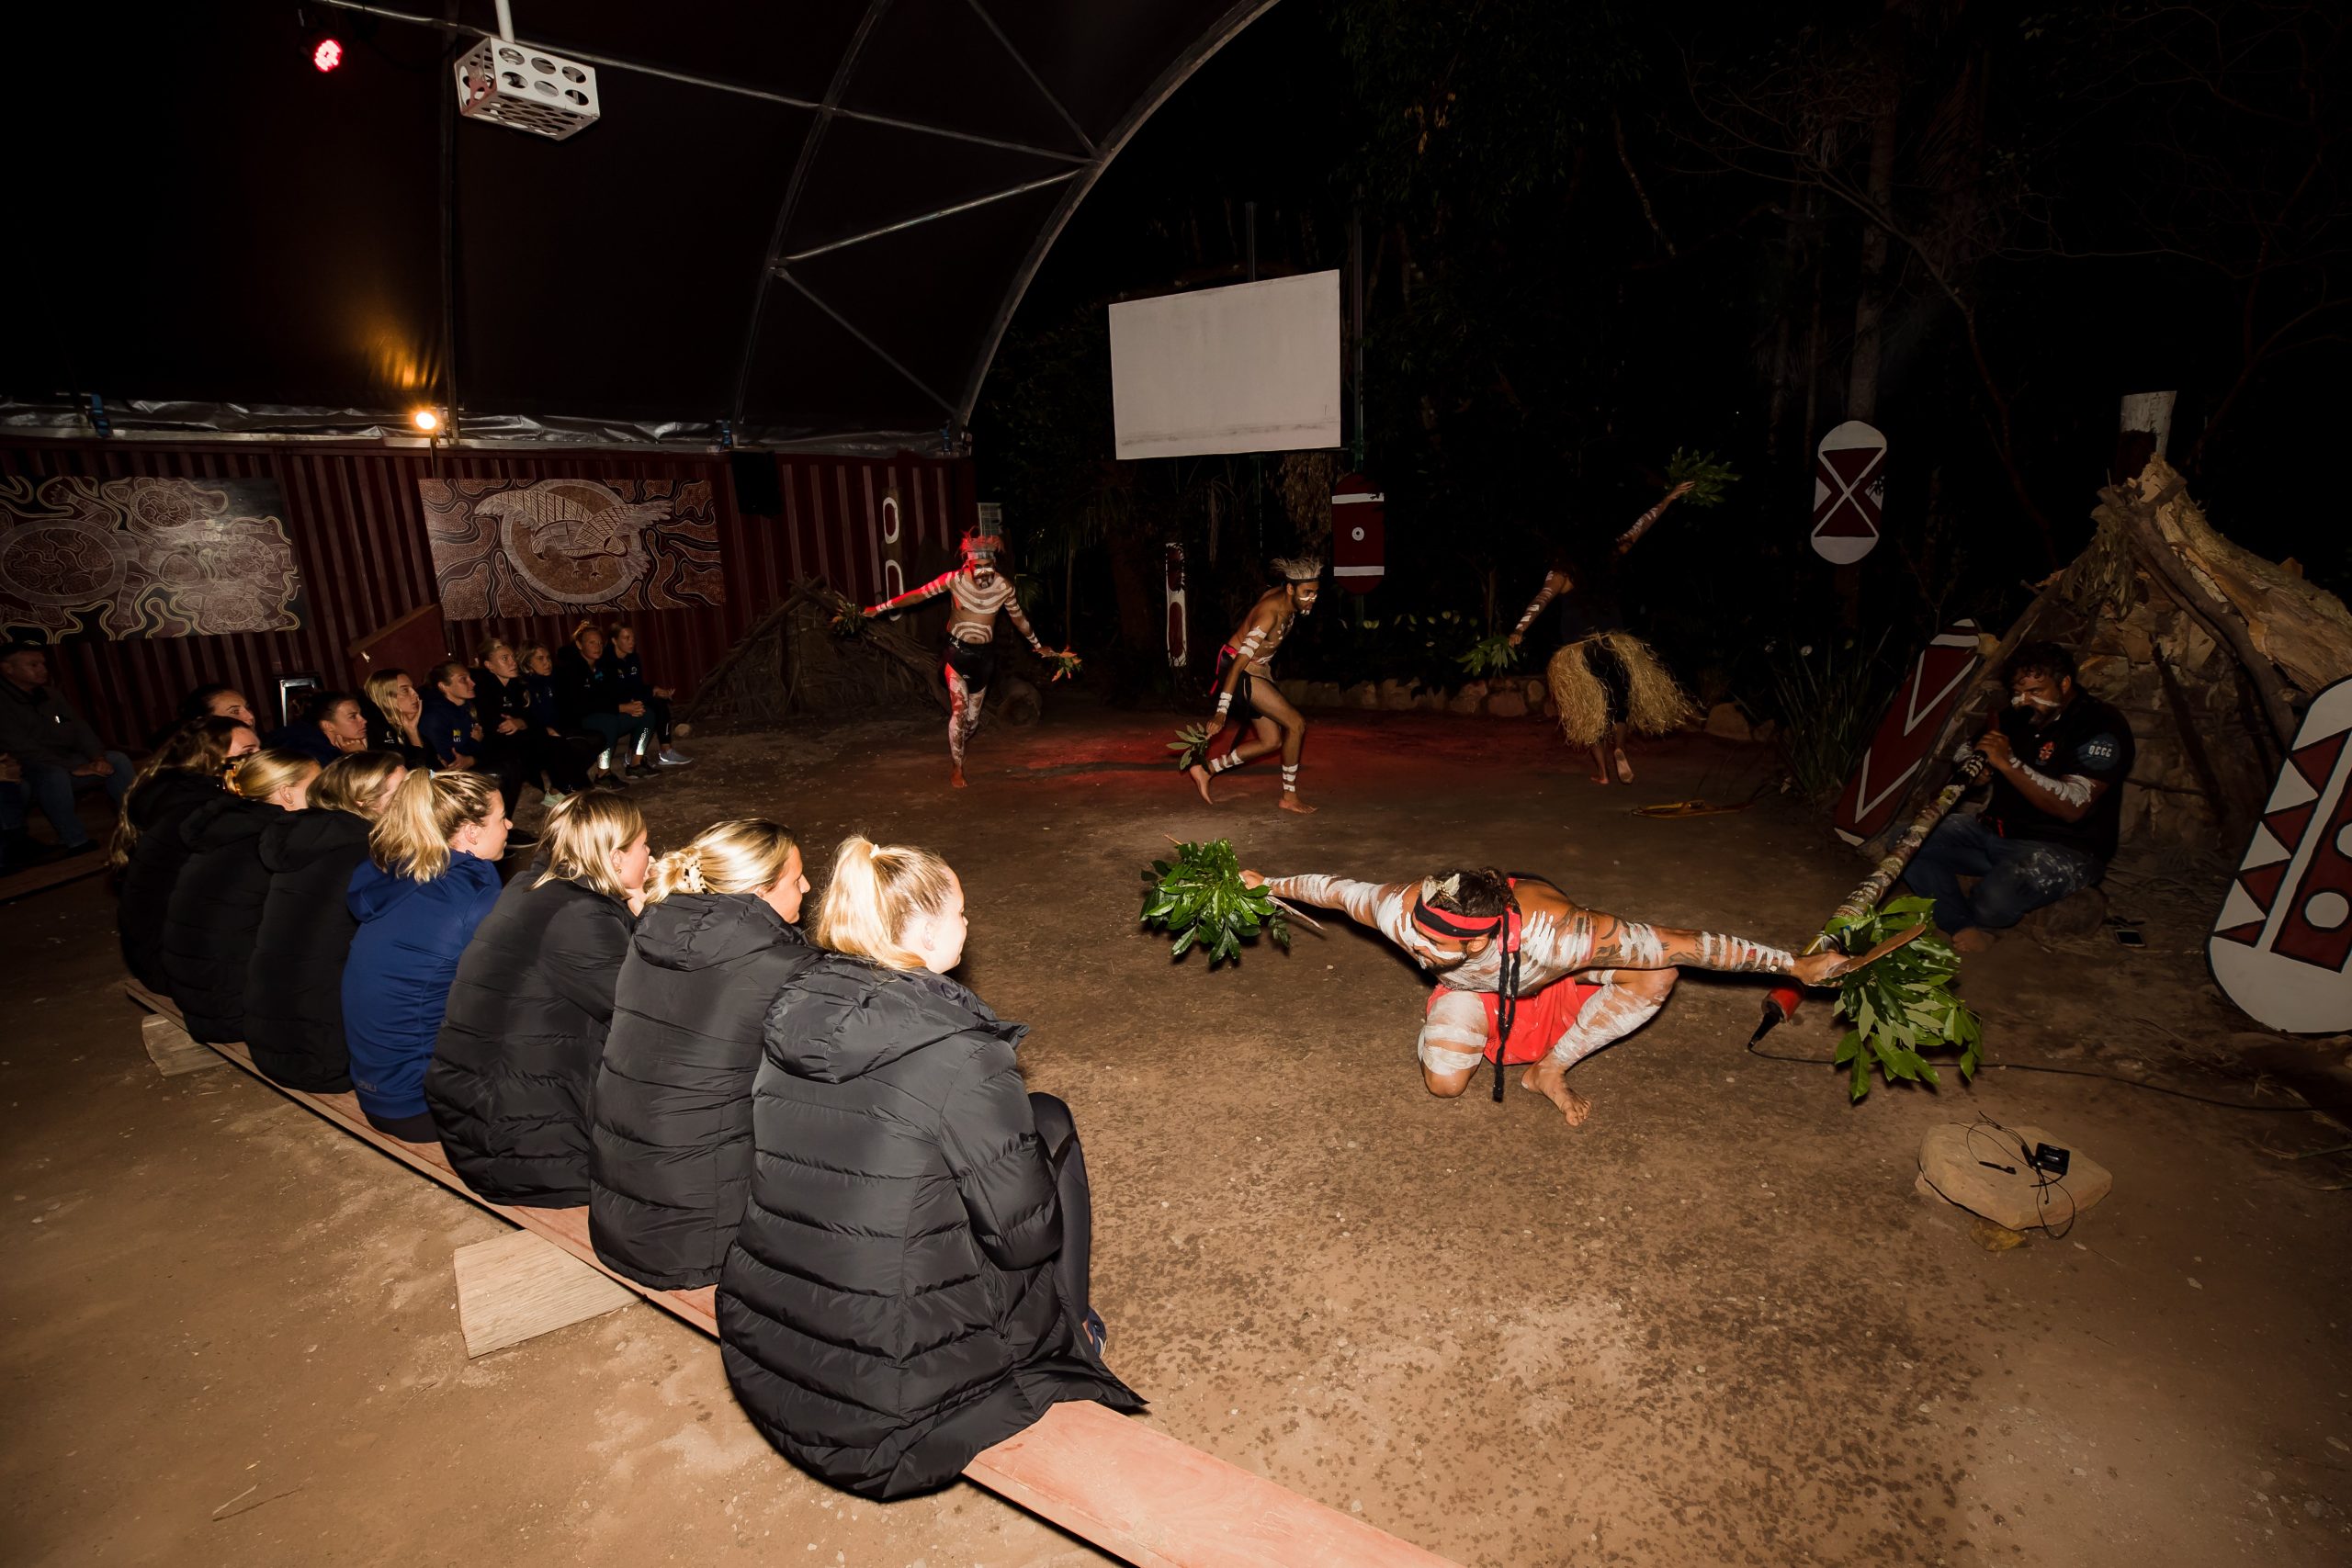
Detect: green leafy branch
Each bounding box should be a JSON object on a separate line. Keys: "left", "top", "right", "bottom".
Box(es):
{"left": 1454, "top": 632, "right": 1522, "bottom": 678}
{"left": 1825, "top": 896, "right": 1982, "bottom": 1102}
{"left": 1139, "top": 837, "right": 1292, "bottom": 966}
{"left": 1665, "top": 447, "right": 1741, "bottom": 508}
{"left": 1167, "top": 723, "right": 1212, "bottom": 772}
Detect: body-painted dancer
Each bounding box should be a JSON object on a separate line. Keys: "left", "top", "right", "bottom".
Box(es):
{"left": 1510, "top": 480, "right": 1698, "bottom": 784}
{"left": 1244, "top": 864, "right": 1854, "bottom": 1127}
{"left": 864, "top": 530, "right": 1064, "bottom": 789}
{"left": 1188, "top": 558, "right": 1322, "bottom": 815}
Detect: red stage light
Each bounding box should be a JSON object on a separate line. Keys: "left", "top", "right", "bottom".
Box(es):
{"left": 312, "top": 37, "right": 344, "bottom": 73}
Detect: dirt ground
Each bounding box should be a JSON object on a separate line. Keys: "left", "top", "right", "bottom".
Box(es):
{"left": 6, "top": 697, "right": 2349, "bottom": 1568}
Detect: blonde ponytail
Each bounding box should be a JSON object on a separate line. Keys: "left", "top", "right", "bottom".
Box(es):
{"left": 369, "top": 770, "right": 501, "bottom": 881}
{"left": 811, "top": 835, "right": 956, "bottom": 971}
{"left": 643, "top": 818, "right": 799, "bottom": 905}
{"left": 532, "top": 791, "right": 648, "bottom": 901}
{"left": 227, "top": 749, "right": 320, "bottom": 804}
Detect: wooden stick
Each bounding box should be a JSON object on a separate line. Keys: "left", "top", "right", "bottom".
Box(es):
{"left": 1266, "top": 895, "right": 1326, "bottom": 935}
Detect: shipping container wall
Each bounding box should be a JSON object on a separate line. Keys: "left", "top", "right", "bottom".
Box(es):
{"left": 0, "top": 440, "right": 974, "bottom": 745}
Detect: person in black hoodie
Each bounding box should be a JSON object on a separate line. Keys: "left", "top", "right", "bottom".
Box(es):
{"left": 601, "top": 622, "right": 690, "bottom": 767}
{"left": 591, "top": 818, "right": 815, "bottom": 1290}
{"left": 160, "top": 750, "right": 320, "bottom": 1043}
{"left": 556, "top": 622, "right": 655, "bottom": 782}
{"left": 265, "top": 690, "right": 370, "bottom": 767}
{"left": 425, "top": 791, "right": 649, "bottom": 1207}
{"left": 719, "top": 837, "right": 1139, "bottom": 1499}
{"left": 111, "top": 716, "right": 257, "bottom": 991}
{"left": 244, "top": 752, "right": 410, "bottom": 1092}
{"left": 476, "top": 638, "right": 590, "bottom": 806}
{"left": 360, "top": 669, "right": 435, "bottom": 770}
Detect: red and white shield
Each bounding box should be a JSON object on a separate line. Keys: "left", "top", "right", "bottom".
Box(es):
{"left": 1833, "top": 619, "right": 1983, "bottom": 845}
{"left": 1811, "top": 420, "right": 1885, "bottom": 565}
{"left": 2211, "top": 675, "right": 2352, "bottom": 1032}
{"left": 1330, "top": 473, "right": 1385, "bottom": 595}
{"left": 1163, "top": 541, "right": 1188, "bottom": 668}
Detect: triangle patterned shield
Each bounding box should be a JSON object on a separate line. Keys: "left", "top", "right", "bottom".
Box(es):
{"left": 2211, "top": 675, "right": 2352, "bottom": 1032}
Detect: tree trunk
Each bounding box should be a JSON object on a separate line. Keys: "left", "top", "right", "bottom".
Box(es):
{"left": 1104, "top": 525, "right": 1160, "bottom": 677}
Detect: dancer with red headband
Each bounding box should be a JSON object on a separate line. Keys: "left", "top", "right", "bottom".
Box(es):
{"left": 1243, "top": 865, "right": 1856, "bottom": 1126}
{"left": 1187, "top": 558, "right": 1322, "bottom": 814}
{"left": 864, "top": 529, "right": 1068, "bottom": 789}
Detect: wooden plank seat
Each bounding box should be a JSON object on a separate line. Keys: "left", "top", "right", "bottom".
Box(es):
{"left": 118, "top": 977, "right": 1459, "bottom": 1568}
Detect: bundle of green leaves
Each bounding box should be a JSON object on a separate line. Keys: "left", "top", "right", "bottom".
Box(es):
{"left": 1826, "top": 896, "right": 1983, "bottom": 1101}
{"left": 1047, "top": 650, "right": 1084, "bottom": 682}
{"left": 826, "top": 590, "right": 866, "bottom": 637}
{"left": 1454, "top": 632, "right": 1521, "bottom": 677}
{"left": 1167, "top": 723, "right": 1212, "bottom": 771}
{"left": 1664, "top": 448, "right": 1741, "bottom": 508}
{"left": 1139, "top": 838, "right": 1291, "bottom": 965}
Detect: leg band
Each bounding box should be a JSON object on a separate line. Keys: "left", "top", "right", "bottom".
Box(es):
{"left": 1208, "top": 750, "right": 1243, "bottom": 774}
{"left": 1419, "top": 1042, "right": 1487, "bottom": 1074}
{"left": 1281, "top": 763, "right": 1299, "bottom": 794}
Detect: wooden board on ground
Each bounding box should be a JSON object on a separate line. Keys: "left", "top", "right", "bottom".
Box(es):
{"left": 454, "top": 1230, "right": 639, "bottom": 1357}
{"left": 117, "top": 977, "right": 1459, "bottom": 1568}
{"left": 141, "top": 1011, "right": 222, "bottom": 1077}
{"left": 0, "top": 851, "right": 109, "bottom": 905}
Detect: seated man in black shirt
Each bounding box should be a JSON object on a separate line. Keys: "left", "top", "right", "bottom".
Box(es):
{"left": 1905, "top": 641, "right": 2134, "bottom": 951}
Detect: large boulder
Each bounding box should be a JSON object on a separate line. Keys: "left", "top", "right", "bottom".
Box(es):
{"left": 1703, "top": 702, "right": 1754, "bottom": 741}
{"left": 1486, "top": 690, "right": 1528, "bottom": 718}
{"left": 1447, "top": 681, "right": 1488, "bottom": 716}
{"left": 997, "top": 674, "right": 1043, "bottom": 728}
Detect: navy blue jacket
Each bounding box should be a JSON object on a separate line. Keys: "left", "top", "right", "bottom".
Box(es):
{"left": 522, "top": 672, "right": 560, "bottom": 732}
{"left": 418, "top": 692, "right": 484, "bottom": 768}
{"left": 600, "top": 648, "right": 650, "bottom": 703}
{"left": 343, "top": 852, "right": 503, "bottom": 1122}
{"left": 265, "top": 722, "right": 342, "bottom": 765}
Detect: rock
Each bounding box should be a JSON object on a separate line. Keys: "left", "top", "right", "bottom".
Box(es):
{"left": 1751, "top": 719, "right": 1779, "bottom": 745}
{"left": 1542, "top": 696, "right": 1559, "bottom": 719}
{"left": 1486, "top": 691, "right": 1527, "bottom": 718}
{"left": 2024, "top": 884, "right": 2109, "bottom": 942}
{"left": 1303, "top": 682, "right": 1344, "bottom": 708}
{"left": 1378, "top": 678, "right": 1419, "bottom": 712}
{"left": 1703, "top": 703, "right": 1754, "bottom": 742}
{"left": 997, "top": 674, "right": 1042, "bottom": 728}
{"left": 1277, "top": 678, "right": 1308, "bottom": 706}
{"left": 1915, "top": 1122, "right": 2112, "bottom": 1234}
{"left": 1446, "top": 684, "right": 1486, "bottom": 716}
{"left": 1342, "top": 681, "right": 1381, "bottom": 709}
{"left": 1522, "top": 679, "right": 1548, "bottom": 707}
{"left": 1416, "top": 691, "right": 1450, "bottom": 712}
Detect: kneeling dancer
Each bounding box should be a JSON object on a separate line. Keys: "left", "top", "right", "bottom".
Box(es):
{"left": 1188, "top": 557, "right": 1321, "bottom": 813}
{"left": 863, "top": 528, "right": 1060, "bottom": 788}
{"left": 1247, "top": 865, "right": 1855, "bottom": 1126}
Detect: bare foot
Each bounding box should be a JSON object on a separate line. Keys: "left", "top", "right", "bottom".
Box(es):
{"left": 1614, "top": 748, "right": 1634, "bottom": 784}
{"left": 1951, "top": 925, "right": 1997, "bottom": 953}
{"left": 1277, "top": 794, "right": 1317, "bottom": 815}
{"left": 1521, "top": 1063, "right": 1592, "bottom": 1127}
{"left": 1589, "top": 767, "right": 1612, "bottom": 785}
{"left": 949, "top": 765, "right": 967, "bottom": 789}
{"left": 1188, "top": 762, "right": 1216, "bottom": 805}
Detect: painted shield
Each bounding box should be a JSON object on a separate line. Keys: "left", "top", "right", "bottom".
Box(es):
{"left": 1811, "top": 420, "right": 1885, "bottom": 565}
{"left": 1833, "top": 619, "right": 1983, "bottom": 845}
{"left": 1163, "top": 541, "right": 1188, "bottom": 668}
{"left": 877, "top": 491, "right": 909, "bottom": 602}
{"left": 1330, "top": 473, "right": 1385, "bottom": 595}
{"left": 2211, "top": 675, "right": 2352, "bottom": 1032}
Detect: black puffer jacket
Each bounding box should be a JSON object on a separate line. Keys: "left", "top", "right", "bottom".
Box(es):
{"left": 590, "top": 894, "right": 819, "bottom": 1289}
{"left": 243, "top": 809, "right": 372, "bottom": 1091}
{"left": 160, "top": 795, "right": 285, "bottom": 1043}
{"left": 425, "top": 875, "right": 635, "bottom": 1207}
{"left": 718, "top": 957, "right": 1141, "bottom": 1498}
{"left": 117, "top": 770, "right": 222, "bottom": 991}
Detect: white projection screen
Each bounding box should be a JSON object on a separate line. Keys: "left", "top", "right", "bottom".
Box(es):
{"left": 1108, "top": 271, "right": 1341, "bottom": 459}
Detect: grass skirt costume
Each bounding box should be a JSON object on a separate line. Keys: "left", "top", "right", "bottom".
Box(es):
{"left": 1545, "top": 631, "right": 1698, "bottom": 749}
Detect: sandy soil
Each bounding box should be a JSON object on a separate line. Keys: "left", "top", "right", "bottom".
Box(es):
{"left": 5, "top": 698, "right": 2348, "bottom": 1568}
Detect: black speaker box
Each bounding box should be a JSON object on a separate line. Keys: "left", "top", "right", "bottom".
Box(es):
{"left": 729, "top": 450, "right": 783, "bottom": 516}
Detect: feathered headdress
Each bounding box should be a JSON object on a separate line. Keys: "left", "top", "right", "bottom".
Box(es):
{"left": 960, "top": 529, "right": 1004, "bottom": 558}
{"left": 1272, "top": 556, "right": 1322, "bottom": 582}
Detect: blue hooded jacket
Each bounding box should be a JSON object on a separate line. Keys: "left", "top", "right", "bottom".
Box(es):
{"left": 342, "top": 852, "right": 503, "bottom": 1121}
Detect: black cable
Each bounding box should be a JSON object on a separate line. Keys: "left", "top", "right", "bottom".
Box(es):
{"left": 1744, "top": 1040, "right": 2311, "bottom": 1111}
{"left": 1913, "top": 1115, "right": 2079, "bottom": 1239}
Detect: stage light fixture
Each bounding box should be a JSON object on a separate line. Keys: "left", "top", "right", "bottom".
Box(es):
{"left": 411, "top": 408, "right": 441, "bottom": 434}
{"left": 311, "top": 36, "right": 343, "bottom": 73}
{"left": 453, "top": 38, "right": 600, "bottom": 141}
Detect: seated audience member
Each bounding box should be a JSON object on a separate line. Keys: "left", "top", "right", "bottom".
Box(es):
{"left": 343, "top": 772, "right": 508, "bottom": 1143}
{"left": 519, "top": 643, "right": 563, "bottom": 734}
{"left": 603, "top": 622, "right": 690, "bottom": 767}
{"left": 591, "top": 818, "right": 814, "bottom": 1289}
{"left": 0, "top": 639, "right": 136, "bottom": 856}
{"left": 477, "top": 638, "right": 588, "bottom": 806}
{"left": 161, "top": 750, "right": 320, "bottom": 1043}
{"left": 361, "top": 669, "right": 435, "bottom": 769}
{"left": 427, "top": 793, "right": 649, "bottom": 1205}
{"left": 245, "top": 752, "right": 408, "bottom": 1092}
{"left": 178, "top": 683, "right": 258, "bottom": 729}
{"left": 1905, "top": 641, "right": 2136, "bottom": 952}
{"left": 111, "top": 716, "right": 257, "bottom": 990}
{"left": 718, "top": 837, "right": 1137, "bottom": 1499}
{"left": 266, "top": 690, "right": 369, "bottom": 765}
{"left": 557, "top": 622, "right": 655, "bottom": 783}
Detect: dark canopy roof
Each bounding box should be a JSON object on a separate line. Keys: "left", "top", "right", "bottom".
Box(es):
{"left": 4, "top": 0, "right": 1272, "bottom": 450}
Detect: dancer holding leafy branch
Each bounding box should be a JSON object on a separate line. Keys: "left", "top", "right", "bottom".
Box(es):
{"left": 1508, "top": 455, "right": 1731, "bottom": 784}
{"left": 1240, "top": 863, "right": 1855, "bottom": 1127}
{"left": 1185, "top": 558, "right": 1323, "bottom": 814}
{"left": 862, "top": 528, "right": 1072, "bottom": 789}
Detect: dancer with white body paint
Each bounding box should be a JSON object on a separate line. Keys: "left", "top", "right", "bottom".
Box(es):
{"left": 1188, "top": 558, "right": 1322, "bottom": 814}
{"left": 1242, "top": 864, "right": 1857, "bottom": 1127}
{"left": 864, "top": 530, "right": 1069, "bottom": 789}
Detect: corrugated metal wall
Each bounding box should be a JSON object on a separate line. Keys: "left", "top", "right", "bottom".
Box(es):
{"left": 0, "top": 439, "right": 973, "bottom": 744}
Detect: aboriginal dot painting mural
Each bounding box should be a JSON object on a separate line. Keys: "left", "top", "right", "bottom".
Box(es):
{"left": 418, "top": 476, "right": 725, "bottom": 620}
{"left": 0, "top": 475, "right": 308, "bottom": 638}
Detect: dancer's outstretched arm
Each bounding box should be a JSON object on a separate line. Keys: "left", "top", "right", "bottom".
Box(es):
{"left": 1510, "top": 570, "right": 1571, "bottom": 642}
{"left": 1544, "top": 906, "right": 1851, "bottom": 986}
{"left": 865, "top": 570, "right": 956, "bottom": 617}
{"left": 1000, "top": 591, "right": 1049, "bottom": 656}
{"left": 1611, "top": 479, "right": 1696, "bottom": 558}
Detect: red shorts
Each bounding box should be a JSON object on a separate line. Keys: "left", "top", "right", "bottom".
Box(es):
{"left": 1427, "top": 975, "right": 1600, "bottom": 1066}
